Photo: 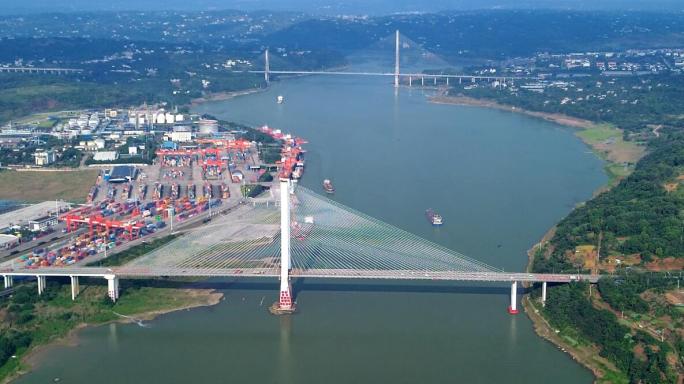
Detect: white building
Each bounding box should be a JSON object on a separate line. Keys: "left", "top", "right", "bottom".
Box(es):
{"left": 170, "top": 131, "right": 192, "bottom": 142}
{"left": 93, "top": 151, "right": 119, "bottom": 162}
{"left": 34, "top": 149, "right": 56, "bottom": 166}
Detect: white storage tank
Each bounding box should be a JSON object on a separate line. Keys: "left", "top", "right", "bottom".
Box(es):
{"left": 156, "top": 113, "right": 166, "bottom": 125}
{"left": 198, "top": 119, "right": 219, "bottom": 135}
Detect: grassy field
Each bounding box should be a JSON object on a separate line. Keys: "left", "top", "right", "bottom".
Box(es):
{"left": 576, "top": 124, "right": 645, "bottom": 165}
{"left": 0, "top": 169, "right": 98, "bottom": 203}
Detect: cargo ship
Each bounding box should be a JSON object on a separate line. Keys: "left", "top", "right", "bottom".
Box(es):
{"left": 425, "top": 209, "right": 443, "bottom": 226}
{"left": 323, "top": 179, "right": 335, "bottom": 194}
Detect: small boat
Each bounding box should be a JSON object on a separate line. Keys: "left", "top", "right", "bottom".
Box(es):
{"left": 323, "top": 179, "right": 335, "bottom": 194}
{"left": 425, "top": 209, "right": 443, "bottom": 226}
{"left": 277, "top": 95, "right": 285, "bottom": 104}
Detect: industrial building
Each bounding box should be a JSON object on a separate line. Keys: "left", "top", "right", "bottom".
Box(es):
{"left": 0, "top": 234, "right": 19, "bottom": 250}
{"left": 28, "top": 215, "right": 59, "bottom": 232}
{"left": 107, "top": 166, "right": 138, "bottom": 183}
{"left": 0, "top": 201, "right": 70, "bottom": 232}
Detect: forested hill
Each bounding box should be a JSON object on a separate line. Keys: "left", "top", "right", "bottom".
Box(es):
{"left": 265, "top": 11, "right": 684, "bottom": 60}
{"left": 534, "top": 134, "right": 684, "bottom": 274}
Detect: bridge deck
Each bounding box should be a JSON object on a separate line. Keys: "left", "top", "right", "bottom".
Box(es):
{"left": 0, "top": 267, "right": 599, "bottom": 283}
{"left": 248, "top": 70, "right": 530, "bottom": 80}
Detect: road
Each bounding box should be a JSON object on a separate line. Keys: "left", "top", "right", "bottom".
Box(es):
{"left": 0, "top": 265, "right": 599, "bottom": 284}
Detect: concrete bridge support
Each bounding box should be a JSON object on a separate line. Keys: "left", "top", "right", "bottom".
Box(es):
{"left": 541, "top": 281, "right": 547, "bottom": 307}
{"left": 446, "top": 77, "right": 449, "bottom": 86}
{"left": 433, "top": 77, "right": 437, "bottom": 85}
{"left": 37, "top": 275, "right": 46, "bottom": 295}
{"left": 264, "top": 49, "right": 270, "bottom": 84}
{"left": 394, "top": 30, "right": 400, "bottom": 88}
{"left": 276, "top": 178, "right": 294, "bottom": 312}
{"left": 409, "top": 76, "right": 412, "bottom": 87}
{"left": 508, "top": 281, "right": 519, "bottom": 314}
{"left": 105, "top": 275, "right": 119, "bottom": 302}
{"left": 3, "top": 275, "right": 12, "bottom": 289}
{"left": 70, "top": 276, "right": 80, "bottom": 300}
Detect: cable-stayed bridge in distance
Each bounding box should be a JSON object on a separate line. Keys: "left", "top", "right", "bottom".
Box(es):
{"left": 247, "top": 30, "right": 535, "bottom": 87}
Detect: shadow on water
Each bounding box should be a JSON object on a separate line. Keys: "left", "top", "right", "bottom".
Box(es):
{"left": 48, "top": 276, "right": 530, "bottom": 299}
{"left": 131, "top": 277, "right": 518, "bottom": 296}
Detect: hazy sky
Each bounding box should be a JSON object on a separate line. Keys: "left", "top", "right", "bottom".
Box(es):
{"left": 2, "top": 0, "right": 683, "bottom": 14}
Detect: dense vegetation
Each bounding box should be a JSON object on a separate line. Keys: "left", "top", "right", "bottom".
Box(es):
{"left": 240, "top": 184, "right": 267, "bottom": 198}
{"left": 258, "top": 172, "right": 274, "bottom": 182}
{"left": 543, "top": 282, "right": 677, "bottom": 383}
{"left": 533, "top": 134, "right": 684, "bottom": 275}
{"left": 0, "top": 134, "right": 83, "bottom": 167}
{"left": 266, "top": 11, "right": 684, "bottom": 60}
{"left": 452, "top": 74, "right": 684, "bottom": 137}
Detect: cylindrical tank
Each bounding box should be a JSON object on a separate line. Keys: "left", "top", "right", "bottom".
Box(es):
{"left": 198, "top": 119, "right": 219, "bottom": 135}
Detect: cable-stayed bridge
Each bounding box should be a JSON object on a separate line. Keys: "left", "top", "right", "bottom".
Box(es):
{"left": 248, "top": 31, "right": 532, "bottom": 87}
{"left": 1, "top": 181, "right": 596, "bottom": 315}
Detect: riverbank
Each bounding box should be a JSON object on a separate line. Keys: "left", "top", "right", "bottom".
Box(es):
{"left": 431, "top": 93, "right": 642, "bottom": 383}
{"left": 430, "top": 94, "right": 645, "bottom": 182}
{"left": 190, "top": 88, "right": 263, "bottom": 105}
{"left": 522, "top": 297, "right": 627, "bottom": 384}
{"left": 1, "top": 284, "right": 223, "bottom": 384}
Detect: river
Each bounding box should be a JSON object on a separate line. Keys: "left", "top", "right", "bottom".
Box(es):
{"left": 17, "top": 76, "right": 606, "bottom": 383}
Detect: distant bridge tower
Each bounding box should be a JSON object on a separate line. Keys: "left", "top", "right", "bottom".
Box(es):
{"left": 272, "top": 177, "right": 294, "bottom": 314}
{"left": 264, "top": 48, "right": 270, "bottom": 84}
{"left": 394, "top": 30, "right": 400, "bottom": 88}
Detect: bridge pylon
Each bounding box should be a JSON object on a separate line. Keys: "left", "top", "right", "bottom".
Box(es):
{"left": 271, "top": 178, "right": 295, "bottom": 315}
{"left": 394, "top": 30, "right": 400, "bottom": 88}
{"left": 264, "top": 48, "right": 270, "bottom": 84}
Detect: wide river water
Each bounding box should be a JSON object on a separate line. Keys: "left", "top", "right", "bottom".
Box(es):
{"left": 18, "top": 76, "right": 607, "bottom": 383}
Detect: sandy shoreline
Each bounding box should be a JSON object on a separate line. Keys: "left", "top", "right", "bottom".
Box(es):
{"left": 429, "top": 94, "right": 595, "bottom": 129}
{"left": 7, "top": 289, "right": 223, "bottom": 384}
{"left": 191, "top": 88, "right": 263, "bottom": 105}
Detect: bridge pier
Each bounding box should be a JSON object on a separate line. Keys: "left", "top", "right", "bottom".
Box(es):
{"left": 508, "top": 281, "right": 519, "bottom": 314}
{"left": 409, "top": 76, "right": 412, "bottom": 87}
{"left": 541, "top": 281, "right": 547, "bottom": 307}
{"left": 433, "top": 77, "right": 437, "bottom": 85}
{"left": 446, "top": 77, "right": 449, "bottom": 86}
{"left": 105, "top": 275, "right": 119, "bottom": 302}
{"left": 3, "top": 275, "right": 12, "bottom": 289}
{"left": 421, "top": 77, "right": 424, "bottom": 86}
{"left": 37, "top": 275, "right": 46, "bottom": 295}
{"left": 70, "top": 276, "right": 80, "bottom": 300}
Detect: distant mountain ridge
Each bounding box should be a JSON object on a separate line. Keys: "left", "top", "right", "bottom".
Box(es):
{"left": 3, "top": 0, "right": 684, "bottom": 15}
